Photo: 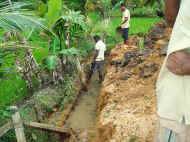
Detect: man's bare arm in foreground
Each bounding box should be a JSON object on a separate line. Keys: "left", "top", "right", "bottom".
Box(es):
{"left": 167, "top": 51, "right": 190, "bottom": 75}
{"left": 165, "top": 0, "right": 180, "bottom": 27}
{"left": 164, "top": 0, "right": 190, "bottom": 76}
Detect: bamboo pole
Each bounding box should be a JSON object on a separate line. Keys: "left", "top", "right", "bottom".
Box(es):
{"left": 24, "top": 121, "right": 70, "bottom": 134}
{"left": 11, "top": 106, "right": 26, "bottom": 142}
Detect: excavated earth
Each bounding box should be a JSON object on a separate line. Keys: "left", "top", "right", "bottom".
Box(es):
{"left": 96, "top": 22, "right": 172, "bottom": 142}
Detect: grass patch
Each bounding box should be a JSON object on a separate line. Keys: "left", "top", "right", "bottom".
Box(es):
{"left": 0, "top": 74, "right": 27, "bottom": 109}
{"left": 110, "top": 17, "right": 161, "bottom": 36}
{"left": 129, "top": 17, "right": 161, "bottom": 35}
{"left": 91, "top": 15, "right": 161, "bottom": 47}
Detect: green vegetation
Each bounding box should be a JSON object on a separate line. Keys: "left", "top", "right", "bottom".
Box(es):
{"left": 111, "top": 17, "right": 161, "bottom": 35}
{"left": 90, "top": 12, "right": 161, "bottom": 46}
{"left": 130, "top": 17, "right": 161, "bottom": 35}
{"left": 0, "top": 75, "right": 27, "bottom": 108}
{"left": 0, "top": 1, "right": 161, "bottom": 111}
{"left": 0, "top": 0, "right": 163, "bottom": 141}
{"left": 0, "top": 17, "right": 161, "bottom": 110}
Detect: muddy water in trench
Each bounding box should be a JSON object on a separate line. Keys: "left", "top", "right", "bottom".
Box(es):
{"left": 65, "top": 77, "right": 101, "bottom": 141}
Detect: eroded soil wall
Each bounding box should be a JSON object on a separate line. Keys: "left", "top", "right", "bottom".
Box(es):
{"left": 96, "top": 22, "right": 172, "bottom": 142}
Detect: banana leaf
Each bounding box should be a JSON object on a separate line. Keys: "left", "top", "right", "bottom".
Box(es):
{"left": 59, "top": 48, "right": 81, "bottom": 56}
{"left": 45, "top": 55, "right": 58, "bottom": 70}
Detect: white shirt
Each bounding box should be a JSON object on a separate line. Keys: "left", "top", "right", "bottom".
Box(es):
{"left": 95, "top": 40, "right": 106, "bottom": 61}
{"left": 121, "top": 9, "right": 130, "bottom": 29}
{"left": 156, "top": 0, "right": 190, "bottom": 124}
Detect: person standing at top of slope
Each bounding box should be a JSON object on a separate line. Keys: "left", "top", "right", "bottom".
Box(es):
{"left": 120, "top": 3, "right": 130, "bottom": 45}
{"left": 156, "top": 0, "right": 190, "bottom": 141}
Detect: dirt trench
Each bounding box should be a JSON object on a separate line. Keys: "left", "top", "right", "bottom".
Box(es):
{"left": 65, "top": 78, "right": 101, "bottom": 141}
{"left": 96, "top": 22, "right": 172, "bottom": 142}
{"left": 46, "top": 22, "right": 172, "bottom": 142}
{"left": 46, "top": 67, "right": 103, "bottom": 142}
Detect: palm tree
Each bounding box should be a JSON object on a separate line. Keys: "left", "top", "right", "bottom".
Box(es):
{"left": 0, "top": 0, "right": 50, "bottom": 82}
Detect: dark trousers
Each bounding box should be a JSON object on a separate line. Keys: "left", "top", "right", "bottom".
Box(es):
{"left": 122, "top": 28, "right": 129, "bottom": 41}
{"left": 87, "top": 61, "right": 105, "bottom": 82}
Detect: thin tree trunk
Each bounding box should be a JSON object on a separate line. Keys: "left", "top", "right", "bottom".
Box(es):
{"left": 76, "top": 58, "right": 86, "bottom": 88}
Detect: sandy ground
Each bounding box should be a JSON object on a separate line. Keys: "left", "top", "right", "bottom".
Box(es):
{"left": 97, "top": 23, "right": 172, "bottom": 142}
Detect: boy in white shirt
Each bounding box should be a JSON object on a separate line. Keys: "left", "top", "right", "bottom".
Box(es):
{"left": 120, "top": 3, "right": 130, "bottom": 45}
{"left": 87, "top": 35, "right": 106, "bottom": 83}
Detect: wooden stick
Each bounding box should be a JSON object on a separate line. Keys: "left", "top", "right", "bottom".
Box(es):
{"left": 24, "top": 121, "right": 71, "bottom": 134}
{"left": 12, "top": 107, "right": 26, "bottom": 142}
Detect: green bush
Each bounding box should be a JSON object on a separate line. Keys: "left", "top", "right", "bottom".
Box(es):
{"left": 0, "top": 74, "right": 27, "bottom": 109}
{"left": 131, "top": 7, "right": 156, "bottom": 17}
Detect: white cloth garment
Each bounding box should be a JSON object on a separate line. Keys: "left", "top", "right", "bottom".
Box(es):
{"left": 121, "top": 8, "right": 130, "bottom": 29}
{"left": 95, "top": 40, "right": 106, "bottom": 61}
{"left": 155, "top": 117, "right": 190, "bottom": 142}
{"left": 156, "top": 0, "right": 190, "bottom": 124}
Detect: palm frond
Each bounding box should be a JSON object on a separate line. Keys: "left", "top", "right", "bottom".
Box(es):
{"left": 0, "top": 1, "right": 52, "bottom": 35}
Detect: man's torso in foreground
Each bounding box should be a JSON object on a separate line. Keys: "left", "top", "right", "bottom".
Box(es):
{"left": 156, "top": 0, "right": 190, "bottom": 124}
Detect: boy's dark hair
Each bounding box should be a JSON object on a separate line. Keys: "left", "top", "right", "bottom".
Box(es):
{"left": 120, "top": 3, "right": 126, "bottom": 7}
{"left": 93, "top": 35, "right": 101, "bottom": 42}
